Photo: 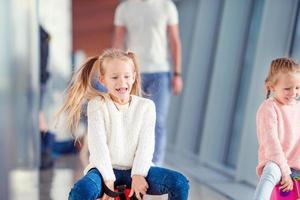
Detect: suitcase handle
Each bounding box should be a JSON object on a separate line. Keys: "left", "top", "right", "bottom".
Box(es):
{"left": 103, "top": 183, "right": 140, "bottom": 200}
{"left": 103, "top": 183, "right": 125, "bottom": 197}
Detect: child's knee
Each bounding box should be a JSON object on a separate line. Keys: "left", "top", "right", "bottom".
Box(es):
{"left": 170, "top": 171, "right": 190, "bottom": 192}
{"left": 69, "top": 186, "right": 85, "bottom": 200}
{"left": 262, "top": 162, "right": 281, "bottom": 183}
{"left": 68, "top": 179, "right": 100, "bottom": 200}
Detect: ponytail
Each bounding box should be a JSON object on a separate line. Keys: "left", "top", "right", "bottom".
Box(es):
{"left": 265, "top": 78, "right": 271, "bottom": 99}
{"left": 266, "top": 89, "right": 271, "bottom": 99}
{"left": 57, "top": 56, "right": 103, "bottom": 136}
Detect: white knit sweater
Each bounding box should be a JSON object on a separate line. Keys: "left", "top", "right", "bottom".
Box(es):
{"left": 84, "top": 95, "right": 156, "bottom": 181}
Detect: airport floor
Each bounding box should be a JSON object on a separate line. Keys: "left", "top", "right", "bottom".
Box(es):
{"left": 10, "top": 153, "right": 231, "bottom": 200}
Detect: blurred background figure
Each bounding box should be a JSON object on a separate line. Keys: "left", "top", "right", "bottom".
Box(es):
{"left": 38, "top": 24, "right": 54, "bottom": 169}
{"left": 3, "top": 0, "right": 300, "bottom": 200}
{"left": 113, "top": 0, "right": 183, "bottom": 166}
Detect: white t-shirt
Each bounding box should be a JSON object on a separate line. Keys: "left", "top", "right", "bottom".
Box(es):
{"left": 84, "top": 95, "right": 156, "bottom": 181}
{"left": 114, "top": 0, "right": 179, "bottom": 73}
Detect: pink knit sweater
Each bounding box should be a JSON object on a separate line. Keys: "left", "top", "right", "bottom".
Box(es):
{"left": 256, "top": 98, "right": 300, "bottom": 177}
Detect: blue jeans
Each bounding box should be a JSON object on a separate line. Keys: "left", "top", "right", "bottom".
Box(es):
{"left": 68, "top": 167, "right": 189, "bottom": 200}
{"left": 142, "top": 72, "right": 171, "bottom": 165}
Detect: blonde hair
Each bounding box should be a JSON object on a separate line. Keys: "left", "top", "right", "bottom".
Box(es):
{"left": 265, "top": 57, "right": 300, "bottom": 99}
{"left": 57, "top": 49, "right": 142, "bottom": 135}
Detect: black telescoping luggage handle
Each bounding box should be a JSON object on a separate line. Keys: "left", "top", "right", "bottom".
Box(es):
{"left": 103, "top": 183, "right": 125, "bottom": 198}
{"left": 103, "top": 183, "right": 139, "bottom": 200}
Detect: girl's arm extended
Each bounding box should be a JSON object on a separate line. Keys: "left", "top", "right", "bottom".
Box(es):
{"left": 256, "top": 103, "right": 291, "bottom": 177}
{"left": 131, "top": 100, "right": 156, "bottom": 177}
{"left": 87, "top": 98, "right": 116, "bottom": 181}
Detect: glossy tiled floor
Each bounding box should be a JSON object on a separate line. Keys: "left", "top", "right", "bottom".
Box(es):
{"left": 36, "top": 154, "right": 229, "bottom": 200}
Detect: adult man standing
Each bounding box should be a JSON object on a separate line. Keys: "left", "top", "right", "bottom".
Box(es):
{"left": 113, "top": 0, "right": 183, "bottom": 165}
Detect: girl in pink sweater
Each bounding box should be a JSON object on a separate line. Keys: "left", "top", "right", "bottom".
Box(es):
{"left": 254, "top": 58, "right": 300, "bottom": 200}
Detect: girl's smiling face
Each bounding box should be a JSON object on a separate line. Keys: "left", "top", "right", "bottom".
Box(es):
{"left": 271, "top": 72, "right": 300, "bottom": 105}
{"left": 100, "top": 58, "right": 136, "bottom": 104}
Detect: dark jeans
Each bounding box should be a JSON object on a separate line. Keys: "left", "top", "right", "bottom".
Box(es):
{"left": 69, "top": 167, "right": 189, "bottom": 200}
